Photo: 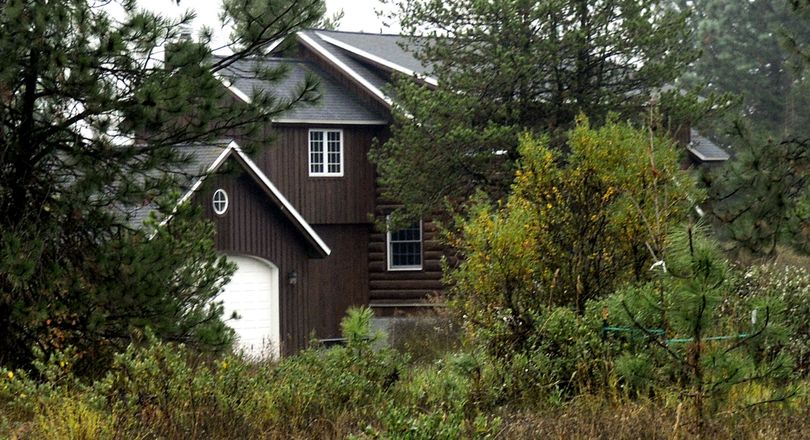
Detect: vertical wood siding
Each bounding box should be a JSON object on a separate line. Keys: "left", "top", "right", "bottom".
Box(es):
{"left": 197, "top": 165, "right": 315, "bottom": 355}
{"left": 234, "top": 124, "right": 381, "bottom": 225}
{"left": 307, "top": 224, "right": 371, "bottom": 338}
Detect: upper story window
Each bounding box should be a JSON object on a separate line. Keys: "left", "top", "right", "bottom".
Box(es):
{"left": 309, "top": 129, "right": 343, "bottom": 177}
{"left": 387, "top": 220, "right": 422, "bottom": 271}
{"left": 212, "top": 189, "right": 229, "bottom": 215}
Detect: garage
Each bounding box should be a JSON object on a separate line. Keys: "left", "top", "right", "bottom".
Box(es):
{"left": 218, "top": 255, "right": 280, "bottom": 359}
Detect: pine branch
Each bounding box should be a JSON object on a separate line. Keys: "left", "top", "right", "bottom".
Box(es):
{"left": 621, "top": 300, "right": 685, "bottom": 365}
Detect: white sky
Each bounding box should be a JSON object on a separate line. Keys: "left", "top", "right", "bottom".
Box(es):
{"left": 136, "top": 0, "right": 399, "bottom": 50}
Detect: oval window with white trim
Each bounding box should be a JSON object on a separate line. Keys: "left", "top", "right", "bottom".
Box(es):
{"left": 212, "top": 189, "right": 229, "bottom": 215}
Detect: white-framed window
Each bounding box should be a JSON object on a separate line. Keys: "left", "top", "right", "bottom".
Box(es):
{"left": 212, "top": 189, "right": 229, "bottom": 215}
{"left": 387, "top": 220, "right": 422, "bottom": 271}
{"left": 308, "top": 129, "right": 343, "bottom": 176}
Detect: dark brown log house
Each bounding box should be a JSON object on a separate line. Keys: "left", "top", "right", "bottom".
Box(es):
{"left": 138, "top": 30, "right": 729, "bottom": 358}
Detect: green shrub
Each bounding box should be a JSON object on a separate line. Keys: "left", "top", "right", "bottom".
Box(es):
{"left": 447, "top": 119, "right": 697, "bottom": 356}
{"left": 369, "top": 352, "right": 500, "bottom": 439}
{"left": 732, "top": 264, "right": 810, "bottom": 375}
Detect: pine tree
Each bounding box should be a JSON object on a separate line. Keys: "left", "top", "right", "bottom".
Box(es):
{"left": 608, "top": 224, "right": 793, "bottom": 433}
{"left": 707, "top": 130, "right": 809, "bottom": 258}
{"left": 682, "top": 0, "right": 810, "bottom": 139}
{"left": 371, "top": 0, "right": 705, "bottom": 221}
{"left": 684, "top": 0, "right": 810, "bottom": 257}
{"left": 0, "top": 0, "right": 326, "bottom": 371}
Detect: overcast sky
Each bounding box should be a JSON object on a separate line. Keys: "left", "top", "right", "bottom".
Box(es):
{"left": 136, "top": 0, "right": 399, "bottom": 48}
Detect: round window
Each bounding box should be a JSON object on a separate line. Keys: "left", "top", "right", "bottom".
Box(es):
{"left": 212, "top": 189, "right": 229, "bottom": 215}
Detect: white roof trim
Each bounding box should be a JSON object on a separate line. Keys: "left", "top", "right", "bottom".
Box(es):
{"left": 315, "top": 32, "right": 438, "bottom": 87}
{"left": 228, "top": 141, "right": 331, "bottom": 256}
{"left": 686, "top": 145, "right": 729, "bottom": 162}
{"left": 213, "top": 72, "right": 252, "bottom": 104}
{"left": 160, "top": 141, "right": 331, "bottom": 256}
{"left": 264, "top": 38, "right": 284, "bottom": 54}
{"left": 298, "top": 32, "right": 394, "bottom": 108}
{"left": 274, "top": 118, "right": 388, "bottom": 125}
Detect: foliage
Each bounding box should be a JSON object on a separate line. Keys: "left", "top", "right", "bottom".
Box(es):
{"left": 681, "top": 0, "right": 810, "bottom": 257}
{"left": 372, "top": 0, "right": 707, "bottom": 220}
{"left": 447, "top": 118, "right": 697, "bottom": 353}
{"left": 1, "top": 309, "right": 806, "bottom": 439}
{"left": 480, "top": 306, "right": 614, "bottom": 402}
{"left": 706, "top": 128, "right": 809, "bottom": 258}
{"left": 602, "top": 224, "right": 796, "bottom": 430}
{"left": 384, "top": 313, "right": 461, "bottom": 364}
{"left": 732, "top": 264, "right": 810, "bottom": 376}
{"left": 0, "top": 309, "right": 501, "bottom": 439}
{"left": 0, "top": 0, "right": 325, "bottom": 370}
{"left": 681, "top": 0, "right": 810, "bottom": 138}
{"left": 222, "top": 0, "right": 328, "bottom": 52}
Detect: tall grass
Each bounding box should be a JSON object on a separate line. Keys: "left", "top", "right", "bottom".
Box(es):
{"left": 2, "top": 291, "right": 808, "bottom": 439}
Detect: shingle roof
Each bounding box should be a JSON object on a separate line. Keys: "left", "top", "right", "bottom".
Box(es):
{"left": 297, "top": 31, "right": 392, "bottom": 100}
{"left": 219, "top": 56, "right": 386, "bottom": 122}
{"left": 311, "top": 29, "right": 434, "bottom": 78}
{"left": 123, "top": 141, "right": 232, "bottom": 228}
{"left": 688, "top": 129, "right": 731, "bottom": 162}
{"left": 124, "top": 140, "right": 331, "bottom": 257}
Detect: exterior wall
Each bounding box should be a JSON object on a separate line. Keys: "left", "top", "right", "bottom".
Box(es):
{"left": 308, "top": 224, "right": 371, "bottom": 338}
{"left": 234, "top": 124, "right": 382, "bottom": 225}
{"left": 196, "top": 163, "right": 316, "bottom": 355}
{"left": 369, "top": 185, "right": 446, "bottom": 310}
{"left": 212, "top": 43, "right": 449, "bottom": 327}
{"left": 367, "top": 219, "right": 445, "bottom": 311}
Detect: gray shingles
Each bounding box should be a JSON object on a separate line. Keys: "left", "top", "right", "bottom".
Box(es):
{"left": 312, "top": 29, "right": 434, "bottom": 77}
{"left": 298, "top": 31, "right": 393, "bottom": 96}
{"left": 220, "top": 56, "right": 386, "bottom": 122}
{"left": 689, "top": 129, "right": 730, "bottom": 162}
{"left": 123, "top": 141, "right": 231, "bottom": 228}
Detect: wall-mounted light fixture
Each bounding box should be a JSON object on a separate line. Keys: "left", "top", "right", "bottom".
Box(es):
{"left": 287, "top": 270, "right": 298, "bottom": 286}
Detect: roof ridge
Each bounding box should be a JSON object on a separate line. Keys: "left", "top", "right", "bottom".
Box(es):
{"left": 305, "top": 28, "right": 417, "bottom": 38}
{"left": 218, "top": 54, "right": 311, "bottom": 64}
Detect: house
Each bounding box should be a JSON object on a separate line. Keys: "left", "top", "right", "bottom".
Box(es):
{"left": 139, "top": 30, "right": 730, "bottom": 358}
{"left": 132, "top": 31, "right": 445, "bottom": 358}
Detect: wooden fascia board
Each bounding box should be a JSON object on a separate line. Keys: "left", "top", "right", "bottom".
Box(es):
{"left": 226, "top": 144, "right": 331, "bottom": 258}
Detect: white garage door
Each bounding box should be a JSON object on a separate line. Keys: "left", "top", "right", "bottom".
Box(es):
{"left": 219, "top": 256, "right": 280, "bottom": 360}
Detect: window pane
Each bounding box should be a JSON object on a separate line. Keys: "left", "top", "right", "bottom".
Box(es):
{"left": 310, "top": 149, "right": 323, "bottom": 173}
{"left": 389, "top": 221, "right": 421, "bottom": 268}
{"left": 309, "top": 131, "right": 324, "bottom": 174}
{"left": 327, "top": 132, "right": 341, "bottom": 173}
{"left": 391, "top": 223, "right": 420, "bottom": 241}
{"left": 392, "top": 242, "right": 420, "bottom": 267}
{"left": 310, "top": 130, "right": 341, "bottom": 175}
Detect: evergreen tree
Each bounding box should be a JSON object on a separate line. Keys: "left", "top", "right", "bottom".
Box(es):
{"left": 682, "top": 0, "right": 810, "bottom": 139}
{"left": 371, "top": 0, "right": 705, "bottom": 220}
{"left": 0, "top": 0, "right": 325, "bottom": 370}
{"left": 707, "top": 129, "right": 809, "bottom": 258}
{"left": 608, "top": 224, "right": 793, "bottom": 433}
{"left": 684, "top": 0, "right": 810, "bottom": 257}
